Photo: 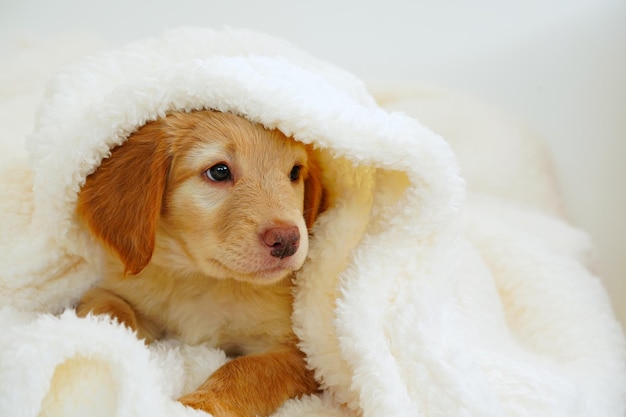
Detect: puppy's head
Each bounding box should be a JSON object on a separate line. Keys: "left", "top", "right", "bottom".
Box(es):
{"left": 77, "top": 111, "right": 326, "bottom": 283}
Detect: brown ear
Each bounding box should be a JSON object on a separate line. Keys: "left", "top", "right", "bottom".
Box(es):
{"left": 77, "top": 121, "right": 171, "bottom": 275}
{"left": 303, "top": 147, "right": 327, "bottom": 230}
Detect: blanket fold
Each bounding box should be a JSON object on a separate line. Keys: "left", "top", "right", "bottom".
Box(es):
{"left": 0, "top": 27, "right": 624, "bottom": 417}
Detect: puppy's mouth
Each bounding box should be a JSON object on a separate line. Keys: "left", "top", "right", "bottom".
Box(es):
{"left": 206, "top": 257, "right": 300, "bottom": 284}
{"left": 254, "top": 265, "right": 295, "bottom": 280}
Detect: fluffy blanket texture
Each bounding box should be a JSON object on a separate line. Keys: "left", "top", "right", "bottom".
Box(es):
{"left": 0, "top": 28, "right": 624, "bottom": 417}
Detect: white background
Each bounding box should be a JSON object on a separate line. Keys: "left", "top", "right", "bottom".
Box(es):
{"left": 1, "top": 0, "right": 624, "bottom": 329}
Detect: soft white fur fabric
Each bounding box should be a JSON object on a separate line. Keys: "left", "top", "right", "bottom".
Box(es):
{"left": 0, "top": 28, "right": 624, "bottom": 417}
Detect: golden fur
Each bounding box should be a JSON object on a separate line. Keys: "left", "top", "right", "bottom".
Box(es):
{"left": 76, "top": 110, "right": 325, "bottom": 417}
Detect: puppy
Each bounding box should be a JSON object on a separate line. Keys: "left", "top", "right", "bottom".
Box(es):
{"left": 75, "top": 110, "right": 326, "bottom": 417}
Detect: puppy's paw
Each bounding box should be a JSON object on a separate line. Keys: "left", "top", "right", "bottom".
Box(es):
{"left": 178, "top": 347, "right": 317, "bottom": 417}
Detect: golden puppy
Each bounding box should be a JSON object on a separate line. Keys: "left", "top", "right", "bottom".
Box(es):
{"left": 75, "top": 110, "right": 325, "bottom": 417}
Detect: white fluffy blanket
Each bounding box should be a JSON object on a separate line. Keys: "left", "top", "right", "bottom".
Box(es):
{"left": 0, "top": 28, "right": 624, "bottom": 417}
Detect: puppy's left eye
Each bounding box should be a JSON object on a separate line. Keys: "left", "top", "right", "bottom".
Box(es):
{"left": 289, "top": 165, "right": 302, "bottom": 182}
{"left": 205, "top": 163, "right": 231, "bottom": 182}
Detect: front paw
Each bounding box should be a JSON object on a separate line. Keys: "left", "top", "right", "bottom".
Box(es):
{"left": 178, "top": 347, "right": 316, "bottom": 417}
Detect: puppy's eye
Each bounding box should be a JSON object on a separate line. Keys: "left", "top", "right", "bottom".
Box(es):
{"left": 205, "top": 163, "right": 231, "bottom": 182}
{"left": 289, "top": 165, "right": 302, "bottom": 182}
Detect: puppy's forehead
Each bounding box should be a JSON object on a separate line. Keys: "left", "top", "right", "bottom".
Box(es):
{"left": 170, "top": 112, "right": 307, "bottom": 172}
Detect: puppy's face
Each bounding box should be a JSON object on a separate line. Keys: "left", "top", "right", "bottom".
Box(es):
{"left": 156, "top": 112, "right": 311, "bottom": 283}
{"left": 77, "top": 111, "right": 325, "bottom": 284}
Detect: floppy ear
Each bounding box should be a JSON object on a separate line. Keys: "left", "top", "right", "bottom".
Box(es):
{"left": 77, "top": 121, "right": 171, "bottom": 275}
{"left": 303, "top": 147, "right": 327, "bottom": 230}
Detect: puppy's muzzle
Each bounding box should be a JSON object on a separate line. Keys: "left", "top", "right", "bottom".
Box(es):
{"left": 262, "top": 226, "right": 300, "bottom": 259}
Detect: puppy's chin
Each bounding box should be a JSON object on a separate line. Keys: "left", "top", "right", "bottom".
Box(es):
{"left": 207, "top": 262, "right": 297, "bottom": 285}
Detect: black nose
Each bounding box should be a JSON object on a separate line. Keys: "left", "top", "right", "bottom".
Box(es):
{"left": 262, "top": 226, "right": 300, "bottom": 259}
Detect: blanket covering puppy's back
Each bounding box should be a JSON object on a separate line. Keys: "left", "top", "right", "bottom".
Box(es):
{"left": 0, "top": 27, "right": 624, "bottom": 417}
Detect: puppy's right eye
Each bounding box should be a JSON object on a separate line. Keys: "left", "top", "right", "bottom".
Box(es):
{"left": 205, "top": 163, "right": 231, "bottom": 182}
